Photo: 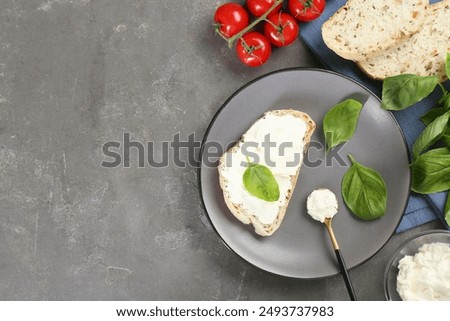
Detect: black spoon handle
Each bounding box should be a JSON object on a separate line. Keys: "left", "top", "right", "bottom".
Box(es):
{"left": 335, "top": 249, "right": 357, "bottom": 301}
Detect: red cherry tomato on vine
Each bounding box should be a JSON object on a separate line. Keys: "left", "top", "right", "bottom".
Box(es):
{"left": 214, "top": 3, "right": 250, "bottom": 38}
{"left": 264, "top": 12, "right": 299, "bottom": 47}
{"left": 288, "top": 0, "right": 326, "bottom": 22}
{"left": 236, "top": 32, "right": 272, "bottom": 67}
{"left": 246, "top": 0, "right": 282, "bottom": 17}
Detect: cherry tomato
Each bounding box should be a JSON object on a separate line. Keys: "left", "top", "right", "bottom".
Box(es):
{"left": 236, "top": 32, "right": 272, "bottom": 67}
{"left": 288, "top": 0, "right": 326, "bottom": 22}
{"left": 264, "top": 12, "right": 299, "bottom": 47}
{"left": 246, "top": 0, "right": 282, "bottom": 17}
{"left": 214, "top": 3, "right": 250, "bottom": 38}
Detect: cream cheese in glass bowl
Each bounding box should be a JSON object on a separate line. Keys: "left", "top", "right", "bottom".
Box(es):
{"left": 384, "top": 230, "right": 450, "bottom": 301}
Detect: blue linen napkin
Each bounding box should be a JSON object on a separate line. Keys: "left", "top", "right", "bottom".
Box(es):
{"left": 300, "top": 0, "right": 449, "bottom": 233}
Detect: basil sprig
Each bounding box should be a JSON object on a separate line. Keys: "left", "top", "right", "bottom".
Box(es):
{"left": 380, "top": 54, "right": 450, "bottom": 227}
{"left": 242, "top": 162, "right": 280, "bottom": 202}
{"left": 341, "top": 155, "right": 387, "bottom": 220}
{"left": 323, "top": 99, "right": 363, "bottom": 152}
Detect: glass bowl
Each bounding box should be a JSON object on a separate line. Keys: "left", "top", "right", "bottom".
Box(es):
{"left": 384, "top": 229, "right": 450, "bottom": 301}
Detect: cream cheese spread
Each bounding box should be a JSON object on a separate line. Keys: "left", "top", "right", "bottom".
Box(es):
{"left": 306, "top": 188, "right": 338, "bottom": 222}
{"left": 397, "top": 242, "right": 450, "bottom": 301}
{"left": 221, "top": 113, "right": 307, "bottom": 225}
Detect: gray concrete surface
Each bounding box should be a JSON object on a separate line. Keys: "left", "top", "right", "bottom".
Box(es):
{"left": 0, "top": 0, "right": 444, "bottom": 300}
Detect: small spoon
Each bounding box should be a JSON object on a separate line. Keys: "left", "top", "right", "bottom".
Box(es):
{"left": 307, "top": 188, "right": 357, "bottom": 301}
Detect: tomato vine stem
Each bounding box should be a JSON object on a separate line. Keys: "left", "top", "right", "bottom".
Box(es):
{"left": 226, "top": 0, "right": 284, "bottom": 48}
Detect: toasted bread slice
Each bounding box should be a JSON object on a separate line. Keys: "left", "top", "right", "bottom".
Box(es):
{"left": 218, "top": 109, "right": 315, "bottom": 236}
{"left": 358, "top": 0, "right": 450, "bottom": 82}
{"left": 321, "top": 0, "right": 427, "bottom": 61}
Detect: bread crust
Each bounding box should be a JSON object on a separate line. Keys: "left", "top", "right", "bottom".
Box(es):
{"left": 218, "top": 109, "right": 316, "bottom": 236}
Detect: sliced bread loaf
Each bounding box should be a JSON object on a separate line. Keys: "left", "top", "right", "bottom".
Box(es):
{"left": 218, "top": 109, "right": 315, "bottom": 236}
{"left": 321, "top": 0, "right": 427, "bottom": 61}
{"left": 358, "top": 0, "right": 450, "bottom": 82}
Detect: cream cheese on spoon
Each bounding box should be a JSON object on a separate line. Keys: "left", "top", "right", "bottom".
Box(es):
{"left": 306, "top": 188, "right": 338, "bottom": 222}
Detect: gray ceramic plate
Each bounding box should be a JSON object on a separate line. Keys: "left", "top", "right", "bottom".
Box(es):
{"left": 199, "top": 68, "right": 410, "bottom": 278}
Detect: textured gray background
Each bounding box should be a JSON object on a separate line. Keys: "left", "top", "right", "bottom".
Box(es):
{"left": 0, "top": 0, "right": 443, "bottom": 300}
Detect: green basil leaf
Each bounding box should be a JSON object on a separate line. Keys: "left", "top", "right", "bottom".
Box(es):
{"left": 412, "top": 110, "right": 450, "bottom": 160}
{"left": 411, "top": 147, "right": 450, "bottom": 194}
{"left": 445, "top": 191, "right": 450, "bottom": 227}
{"left": 341, "top": 155, "right": 387, "bottom": 220}
{"left": 442, "top": 132, "right": 450, "bottom": 147}
{"left": 446, "top": 52, "right": 450, "bottom": 80}
{"left": 420, "top": 107, "right": 447, "bottom": 126}
{"left": 443, "top": 92, "right": 450, "bottom": 110}
{"left": 243, "top": 163, "right": 280, "bottom": 202}
{"left": 323, "top": 99, "right": 363, "bottom": 152}
{"left": 381, "top": 74, "right": 439, "bottom": 110}
{"left": 437, "top": 91, "right": 450, "bottom": 110}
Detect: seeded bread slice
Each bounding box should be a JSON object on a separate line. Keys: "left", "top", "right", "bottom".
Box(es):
{"left": 218, "top": 109, "right": 315, "bottom": 236}
{"left": 322, "top": 0, "right": 427, "bottom": 61}
{"left": 358, "top": 0, "right": 450, "bottom": 82}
